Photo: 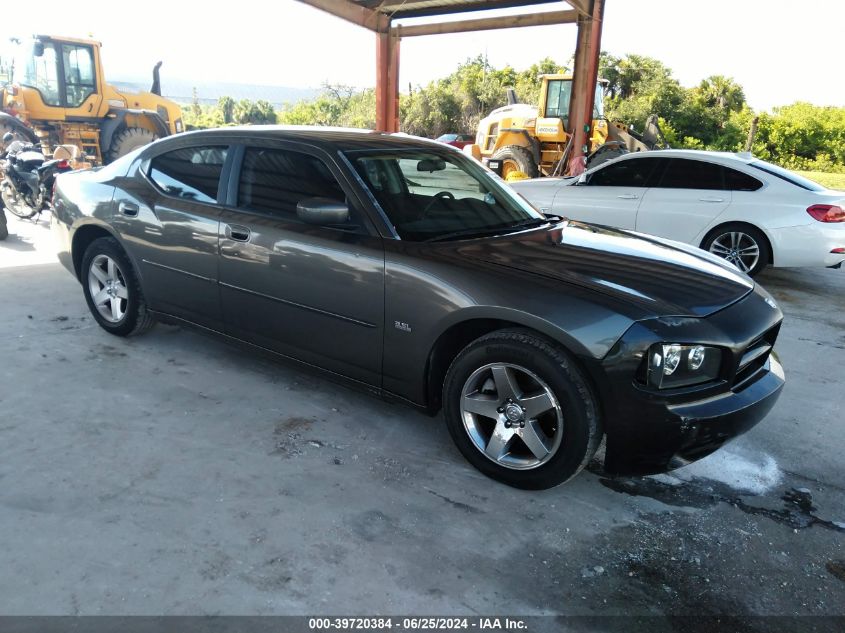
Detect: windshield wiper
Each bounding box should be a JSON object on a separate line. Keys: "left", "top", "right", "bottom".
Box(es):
{"left": 424, "top": 218, "right": 550, "bottom": 243}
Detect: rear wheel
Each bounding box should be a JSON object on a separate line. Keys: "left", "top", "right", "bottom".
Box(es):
{"left": 107, "top": 127, "right": 157, "bottom": 163}
{"left": 81, "top": 237, "right": 155, "bottom": 336}
{"left": 443, "top": 329, "right": 601, "bottom": 489}
{"left": 492, "top": 145, "right": 539, "bottom": 179}
{"left": 702, "top": 223, "right": 770, "bottom": 276}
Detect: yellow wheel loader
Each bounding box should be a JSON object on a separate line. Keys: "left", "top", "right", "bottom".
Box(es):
{"left": 469, "top": 74, "right": 667, "bottom": 178}
{"left": 0, "top": 35, "right": 183, "bottom": 167}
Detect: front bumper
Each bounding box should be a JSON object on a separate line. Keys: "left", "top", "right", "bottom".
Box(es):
{"left": 593, "top": 284, "right": 785, "bottom": 475}
{"left": 603, "top": 355, "right": 784, "bottom": 475}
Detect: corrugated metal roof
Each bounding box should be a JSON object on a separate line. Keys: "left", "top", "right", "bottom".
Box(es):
{"left": 354, "top": 0, "right": 587, "bottom": 19}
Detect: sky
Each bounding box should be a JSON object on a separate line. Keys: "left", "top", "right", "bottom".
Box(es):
{"left": 2, "top": 0, "right": 843, "bottom": 111}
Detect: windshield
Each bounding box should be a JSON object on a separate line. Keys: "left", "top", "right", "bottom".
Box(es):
{"left": 748, "top": 160, "right": 827, "bottom": 192}
{"left": 345, "top": 148, "right": 546, "bottom": 242}
{"left": 11, "top": 39, "right": 61, "bottom": 106}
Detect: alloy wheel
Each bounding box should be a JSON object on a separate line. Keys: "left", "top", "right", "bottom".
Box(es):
{"left": 709, "top": 231, "right": 760, "bottom": 274}
{"left": 460, "top": 363, "right": 564, "bottom": 470}
{"left": 88, "top": 254, "right": 128, "bottom": 323}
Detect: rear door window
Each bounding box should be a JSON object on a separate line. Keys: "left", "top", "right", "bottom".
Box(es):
{"left": 148, "top": 146, "right": 228, "bottom": 204}
{"left": 237, "top": 147, "right": 346, "bottom": 221}
{"left": 657, "top": 158, "right": 724, "bottom": 190}
{"left": 724, "top": 167, "right": 763, "bottom": 192}
{"left": 588, "top": 157, "right": 661, "bottom": 187}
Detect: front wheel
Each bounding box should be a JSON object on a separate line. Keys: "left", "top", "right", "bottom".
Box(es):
{"left": 491, "top": 145, "right": 540, "bottom": 179}
{"left": 702, "top": 223, "right": 770, "bottom": 276}
{"left": 443, "top": 329, "right": 601, "bottom": 489}
{"left": 81, "top": 237, "right": 156, "bottom": 336}
{"left": 1, "top": 182, "right": 40, "bottom": 219}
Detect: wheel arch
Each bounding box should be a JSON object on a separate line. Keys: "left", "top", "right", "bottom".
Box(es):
{"left": 423, "top": 311, "right": 600, "bottom": 414}
{"left": 700, "top": 220, "right": 775, "bottom": 265}
{"left": 71, "top": 222, "right": 131, "bottom": 280}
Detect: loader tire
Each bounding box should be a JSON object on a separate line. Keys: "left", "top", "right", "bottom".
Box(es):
{"left": 492, "top": 145, "right": 539, "bottom": 179}
{"left": 107, "top": 127, "right": 158, "bottom": 163}
{"left": 586, "top": 145, "right": 628, "bottom": 169}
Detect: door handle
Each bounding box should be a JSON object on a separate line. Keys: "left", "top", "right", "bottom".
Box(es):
{"left": 118, "top": 201, "right": 139, "bottom": 217}
{"left": 617, "top": 194, "right": 639, "bottom": 200}
{"left": 226, "top": 224, "right": 251, "bottom": 242}
{"left": 699, "top": 197, "right": 725, "bottom": 203}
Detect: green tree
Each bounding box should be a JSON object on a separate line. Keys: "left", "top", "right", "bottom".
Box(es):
{"left": 217, "top": 96, "right": 235, "bottom": 124}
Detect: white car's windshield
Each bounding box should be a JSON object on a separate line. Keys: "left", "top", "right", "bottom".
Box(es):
{"left": 345, "top": 148, "right": 547, "bottom": 242}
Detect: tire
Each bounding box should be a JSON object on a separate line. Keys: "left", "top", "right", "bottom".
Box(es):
{"left": 702, "top": 223, "right": 770, "bottom": 277}
{"left": 1, "top": 183, "right": 40, "bottom": 219}
{"left": 0, "top": 210, "right": 7, "bottom": 241}
{"left": 586, "top": 144, "right": 628, "bottom": 169}
{"left": 81, "top": 237, "right": 155, "bottom": 336}
{"left": 442, "top": 329, "right": 602, "bottom": 489}
{"left": 492, "top": 145, "right": 540, "bottom": 179}
{"left": 107, "top": 127, "right": 157, "bottom": 163}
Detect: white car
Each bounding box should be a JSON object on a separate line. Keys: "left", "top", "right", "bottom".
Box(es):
{"left": 510, "top": 150, "right": 845, "bottom": 276}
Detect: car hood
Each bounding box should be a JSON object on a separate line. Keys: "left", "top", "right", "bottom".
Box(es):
{"left": 456, "top": 221, "right": 754, "bottom": 318}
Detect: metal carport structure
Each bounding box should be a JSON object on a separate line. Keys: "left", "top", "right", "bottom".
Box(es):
{"left": 295, "top": 0, "right": 605, "bottom": 173}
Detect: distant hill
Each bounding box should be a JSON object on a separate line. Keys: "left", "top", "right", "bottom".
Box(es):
{"left": 111, "top": 78, "right": 320, "bottom": 107}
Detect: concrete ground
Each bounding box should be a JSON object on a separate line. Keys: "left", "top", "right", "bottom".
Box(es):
{"left": 0, "top": 212, "right": 843, "bottom": 620}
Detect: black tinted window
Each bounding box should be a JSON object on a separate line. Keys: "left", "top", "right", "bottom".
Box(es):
{"left": 724, "top": 167, "right": 763, "bottom": 191}
{"left": 657, "top": 158, "right": 723, "bottom": 190}
{"left": 589, "top": 158, "right": 659, "bottom": 187}
{"left": 149, "top": 146, "right": 228, "bottom": 203}
{"left": 238, "top": 148, "right": 345, "bottom": 219}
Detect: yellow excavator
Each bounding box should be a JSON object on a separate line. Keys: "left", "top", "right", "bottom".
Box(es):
{"left": 0, "top": 35, "right": 183, "bottom": 167}
{"left": 467, "top": 74, "right": 668, "bottom": 179}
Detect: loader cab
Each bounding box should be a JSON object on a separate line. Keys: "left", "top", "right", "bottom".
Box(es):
{"left": 540, "top": 76, "right": 606, "bottom": 123}
{"left": 8, "top": 36, "right": 105, "bottom": 120}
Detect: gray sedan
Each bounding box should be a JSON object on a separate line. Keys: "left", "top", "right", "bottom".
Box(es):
{"left": 52, "top": 127, "right": 784, "bottom": 489}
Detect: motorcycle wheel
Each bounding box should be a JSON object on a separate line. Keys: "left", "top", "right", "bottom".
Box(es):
{"left": 0, "top": 211, "right": 8, "bottom": 241}
{"left": 0, "top": 184, "right": 39, "bottom": 219}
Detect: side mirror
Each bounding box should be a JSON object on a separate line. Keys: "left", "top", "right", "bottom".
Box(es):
{"left": 33, "top": 40, "right": 45, "bottom": 57}
{"left": 296, "top": 197, "right": 349, "bottom": 225}
{"left": 417, "top": 158, "right": 446, "bottom": 172}
{"left": 576, "top": 172, "right": 588, "bottom": 185}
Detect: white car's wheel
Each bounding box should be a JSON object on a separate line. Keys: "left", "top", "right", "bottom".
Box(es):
{"left": 703, "top": 224, "right": 771, "bottom": 276}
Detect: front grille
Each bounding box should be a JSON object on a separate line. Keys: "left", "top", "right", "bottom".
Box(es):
{"left": 733, "top": 324, "right": 780, "bottom": 387}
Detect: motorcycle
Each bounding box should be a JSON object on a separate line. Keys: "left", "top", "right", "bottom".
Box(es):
{"left": 0, "top": 132, "right": 73, "bottom": 220}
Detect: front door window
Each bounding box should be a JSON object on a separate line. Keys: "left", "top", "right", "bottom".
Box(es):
{"left": 62, "top": 45, "right": 96, "bottom": 107}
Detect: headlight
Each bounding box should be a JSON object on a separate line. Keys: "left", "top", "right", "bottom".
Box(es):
{"left": 647, "top": 343, "right": 722, "bottom": 389}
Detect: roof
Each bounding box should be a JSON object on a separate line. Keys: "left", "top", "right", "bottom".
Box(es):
{"left": 296, "top": 0, "right": 590, "bottom": 35}
{"left": 167, "top": 125, "right": 450, "bottom": 152}
{"left": 349, "top": 0, "right": 588, "bottom": 20}
{"left": 608, "top": 149, "right": 758, "bottom": 165}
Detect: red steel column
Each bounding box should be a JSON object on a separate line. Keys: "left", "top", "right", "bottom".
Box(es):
{"left": 567, "top": 0, "right": 604, "bottom": 175}
{"left": 375, "top": 26, "right": 401, "bottom": 132}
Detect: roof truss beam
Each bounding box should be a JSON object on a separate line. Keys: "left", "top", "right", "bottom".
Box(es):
{"left": 396, "top": 9, "right": 579, "bottom": 37}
